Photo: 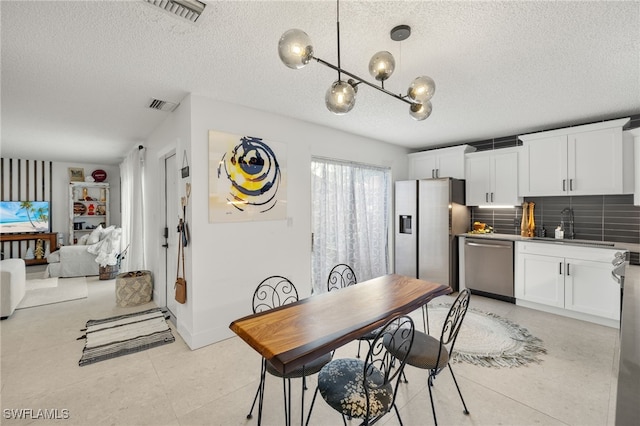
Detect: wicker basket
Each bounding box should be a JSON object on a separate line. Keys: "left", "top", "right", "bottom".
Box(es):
{"left": 99, "top": 264, "right": 119, "bottom": 280}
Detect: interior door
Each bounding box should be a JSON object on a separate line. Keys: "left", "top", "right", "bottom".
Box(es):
{"left": 165, "top": 153, "right": 179, "bottom": 319}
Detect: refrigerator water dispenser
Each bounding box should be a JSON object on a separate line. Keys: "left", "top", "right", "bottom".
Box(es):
{"left": 399, "top": 215, "right": 412, "bottom": 234}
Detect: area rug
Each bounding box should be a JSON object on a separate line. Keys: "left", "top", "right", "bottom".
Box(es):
{"left": 78, "top": 307, "right": 175, "bottom": 366}
{"left": 426, "top": 305, "right": 547, "bottom": 368}
{"left": 16, "top": 277, "right": 88, "bottom": 309}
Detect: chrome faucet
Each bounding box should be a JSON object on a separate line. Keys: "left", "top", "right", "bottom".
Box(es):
{"left": 560, "top": 207, "right": 575, "bottom": 239}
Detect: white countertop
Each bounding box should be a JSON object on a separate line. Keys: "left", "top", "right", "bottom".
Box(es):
{"left": 459, "top": 232, "right": 638, "bottom": 253}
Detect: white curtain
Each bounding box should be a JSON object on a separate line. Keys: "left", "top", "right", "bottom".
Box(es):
{"left": 119, "top": 146, "right": 146, "bottom": 271}
{"left": 311, "top": 158, "right": 390, "bottom": 295}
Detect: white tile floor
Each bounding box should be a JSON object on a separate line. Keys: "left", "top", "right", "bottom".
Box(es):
{"left": 1, "top": 266, "right": 630, "bottom": 426}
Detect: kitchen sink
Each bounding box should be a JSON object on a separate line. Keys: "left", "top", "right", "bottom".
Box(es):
{"left": 531, "top": 237, "right": 615, "bottom": 247}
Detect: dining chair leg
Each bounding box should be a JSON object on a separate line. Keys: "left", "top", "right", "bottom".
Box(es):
{"left": 427, "top": 373, "right": 439, "bottom": 426}
{"left": 247, "top": 358, "right": 267, "bottom": 421}
{"left": 305, "top": 386, "right": 320, "bottom": 426}
{"left": 282, "top": 377, "right": 292, "bottom": 426}
{"left": 448, "top": 364, "right": 470, "bottom": 415}
{"left": 393, "top": 403, "right": 405, "bottom": 426}
{"left": 422, "top": 304, "right": 430, "bottom": 334}
{"left": 300, "top": 366, "right": 306, "bottom": 426}
{"left": 246, "top": 384, "right": 260, "bottom": 419}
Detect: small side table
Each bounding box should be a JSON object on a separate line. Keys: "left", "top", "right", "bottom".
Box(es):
{"left": 115, "top": 270, "right": 153, "bottom": 307}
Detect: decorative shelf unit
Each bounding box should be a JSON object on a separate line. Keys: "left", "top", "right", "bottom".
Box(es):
{"left": 69, "top": 182, "right": 109, "bottom": 245}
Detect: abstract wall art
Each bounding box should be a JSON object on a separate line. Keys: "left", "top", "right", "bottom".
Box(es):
{"left": 209, "top": 131, "right": 287, "bottom": 222}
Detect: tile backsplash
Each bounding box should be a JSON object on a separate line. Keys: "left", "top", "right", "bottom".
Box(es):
{"left": 470, "top": 195, "right": 639, "bottom": 264}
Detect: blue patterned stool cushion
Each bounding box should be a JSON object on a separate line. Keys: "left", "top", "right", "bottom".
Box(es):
{"left": 318, "top": 358, "right": 393, "bottom": 419}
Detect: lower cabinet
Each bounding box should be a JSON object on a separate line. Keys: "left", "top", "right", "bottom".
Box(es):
{"left": 516, "top": 252, "right": 564, "bottom": 308}
{"left": 564, "top": 258, "right": 620, "bottom": 320}
{"left": 515, "top": 241, "right": 621, "bottom": 325}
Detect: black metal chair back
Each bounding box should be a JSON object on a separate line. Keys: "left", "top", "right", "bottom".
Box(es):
{"left": 362, "top": 315, "right": 415, "bottom": 421}
{"left": 252, "top": 275, "right": 298, "bottom": 313}
{"left": 434, "top": 288, "right": 470, "bottom": 372}
{"left": 327, "top": 263, "right": 357, "bottom": 292}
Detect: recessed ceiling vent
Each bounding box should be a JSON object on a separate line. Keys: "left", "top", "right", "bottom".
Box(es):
{"left": 148, "top": 98, "right": 180, "bottom": 112}
{"left": 144, "top": 0, "right": 206, "bottom": 23}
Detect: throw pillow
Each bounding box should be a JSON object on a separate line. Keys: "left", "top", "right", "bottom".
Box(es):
{"left": 78, "top": 234, "right": 90, "bottom": 245}
{"left": 87, "top": 225, "right": 103, "bottom": 245}
{"left": 99, "top": 225, "right": 116, "bottom": 241}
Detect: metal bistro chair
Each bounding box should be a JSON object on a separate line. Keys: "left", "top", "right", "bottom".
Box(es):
{"left": 326, "top": 263, "right": 373, "bottom": 358}
{"left": 306, "top": 315, "right": 416, "bottom": 426}
{"left": 386, "top": 289, "right": 471, "bottom": 425}
{"left": 327, "top": 263, "right": 357, "bottom": 292}
{"left": 246, "top": 275, "right": 332, "bottom": 426}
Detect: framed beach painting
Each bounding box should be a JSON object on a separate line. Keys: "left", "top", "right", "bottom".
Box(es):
{"left": 209, "top": 130, "right": 287, "bottom": 223}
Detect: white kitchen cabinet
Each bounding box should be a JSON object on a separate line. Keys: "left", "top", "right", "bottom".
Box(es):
{"left": 515, "top": 241, "right": 622, "bottom": 326}
{"left": 519, "top": 118, "right": 634, "bottom": 196}
{"left": 408, "top": 144, "right": 476, "bottom": 180}
{"left": 564, "top": 258, "right": 620, "bottom": 320}
{"left": 465, "top": 148, "right": 521, "bottom": 206}
{"left": 515, "top": 252, "right": 565, "bottom": 307}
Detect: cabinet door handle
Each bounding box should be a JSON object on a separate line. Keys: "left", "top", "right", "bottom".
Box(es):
{"left": 567, "top": 263, "right": 570, "bottom": 276}
{"left": 569, "top": 179, "right": 573, "bottom": 191}
{"left": 436, "top": 169, "right": 440, "bottom": 178}
{"left": 559, "top": 262, "right": 563, "bottom": 275}
{"left": 562, "top": 179, "right": 566, "bottom": 191}
{"left": 432, "top": 169, "right": 435, "bottom": 178}
{"left": 485, "top": 192, "right": 489, "bottom": 202}
{"left": 491, "top": 192, "right": 494, "bottom": 202}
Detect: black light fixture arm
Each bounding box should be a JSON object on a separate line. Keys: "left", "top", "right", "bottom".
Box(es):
{"left": 312, "top": 55, "right": 413, "bottom": 105}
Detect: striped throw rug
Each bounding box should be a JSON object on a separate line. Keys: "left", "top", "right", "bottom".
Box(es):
{"left": 79, "top": 307, "right": 175, "bottom": 366}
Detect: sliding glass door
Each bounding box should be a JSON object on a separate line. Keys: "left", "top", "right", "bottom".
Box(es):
{"left": 310, "top": 157, "right": 391, "bottom": 294}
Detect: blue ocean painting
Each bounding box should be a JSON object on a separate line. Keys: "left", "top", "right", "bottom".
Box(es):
{"left": 0, "top": 201, "right": 50, "bottom": 226}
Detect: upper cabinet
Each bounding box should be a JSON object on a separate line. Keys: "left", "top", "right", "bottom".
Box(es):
{"left": 408, "top": 145, "right": 476, "bottom": 180}
{"left": 465, "top": 147, "right": 522, "bottom": 206}
{"left": 519, "top": 118, "right": 634, "bottom": 196}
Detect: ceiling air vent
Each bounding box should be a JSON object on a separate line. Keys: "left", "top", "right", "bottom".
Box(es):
{"left": 144, "top": 0, "right": 206, "bottom": 23}
{"left": 148, "top": 98, "right": 180, "bottom": 112}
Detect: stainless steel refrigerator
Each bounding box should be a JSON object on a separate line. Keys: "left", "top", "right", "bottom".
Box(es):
{"left": 394, "top": 178, "right": 469, "bottom": 291}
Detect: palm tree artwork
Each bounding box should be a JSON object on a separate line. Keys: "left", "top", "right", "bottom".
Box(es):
{"left": 18, "top": 201, "right": 48, "bottom": 230}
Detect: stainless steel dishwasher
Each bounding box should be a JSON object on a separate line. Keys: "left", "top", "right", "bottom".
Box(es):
{"left": 464, "top": 238, "right": 514, "bottom": 302}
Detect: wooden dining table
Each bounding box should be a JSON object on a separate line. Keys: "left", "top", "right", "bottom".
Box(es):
{"left": 229, "top": 273, "right": 452, "bottom": 376}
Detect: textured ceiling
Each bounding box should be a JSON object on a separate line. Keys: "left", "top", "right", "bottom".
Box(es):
{"left": 1, "top": 1, "right": 639, "bottom": 165}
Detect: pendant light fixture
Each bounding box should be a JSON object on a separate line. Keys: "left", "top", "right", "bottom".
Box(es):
{"left": 277, "top": 0, "right": 436, "bottom": 121}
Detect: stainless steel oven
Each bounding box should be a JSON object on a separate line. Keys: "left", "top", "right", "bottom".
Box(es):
{"left": 464, "top": 238, "right": 514, "bottom": 302}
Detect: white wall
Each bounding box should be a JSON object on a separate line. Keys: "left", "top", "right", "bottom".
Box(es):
{"left": 145, "top": 94, "right": 410, "bottom": 349}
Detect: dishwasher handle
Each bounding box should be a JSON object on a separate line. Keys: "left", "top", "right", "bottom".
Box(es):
{"left": 465, "top": 241, "right": 512, "bottom": 249}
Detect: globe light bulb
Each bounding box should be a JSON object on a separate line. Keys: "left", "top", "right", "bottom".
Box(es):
{"left": 407, "top": 76, "right": 436, "bottom": 103}
{"left": 325, "top": 80, "right": 356, "bottom": 114}
{"left": 368, "top": 51, "right": 395, "bottom": 82}
{"left": 409, "top": 101, "right": 432, "bottom": 121}
{"left": 278, "top": 29, "right": 313, "bottom": 69}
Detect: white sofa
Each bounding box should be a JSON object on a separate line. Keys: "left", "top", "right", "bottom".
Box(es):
{"left": 46, "top": 225, "right": 122, "bottom": 278}
{"left": 0, "top": 258, "right": 26, "bottom": 319}
{"left": 46, "top": 246, "right": 99, "bottom": 277}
